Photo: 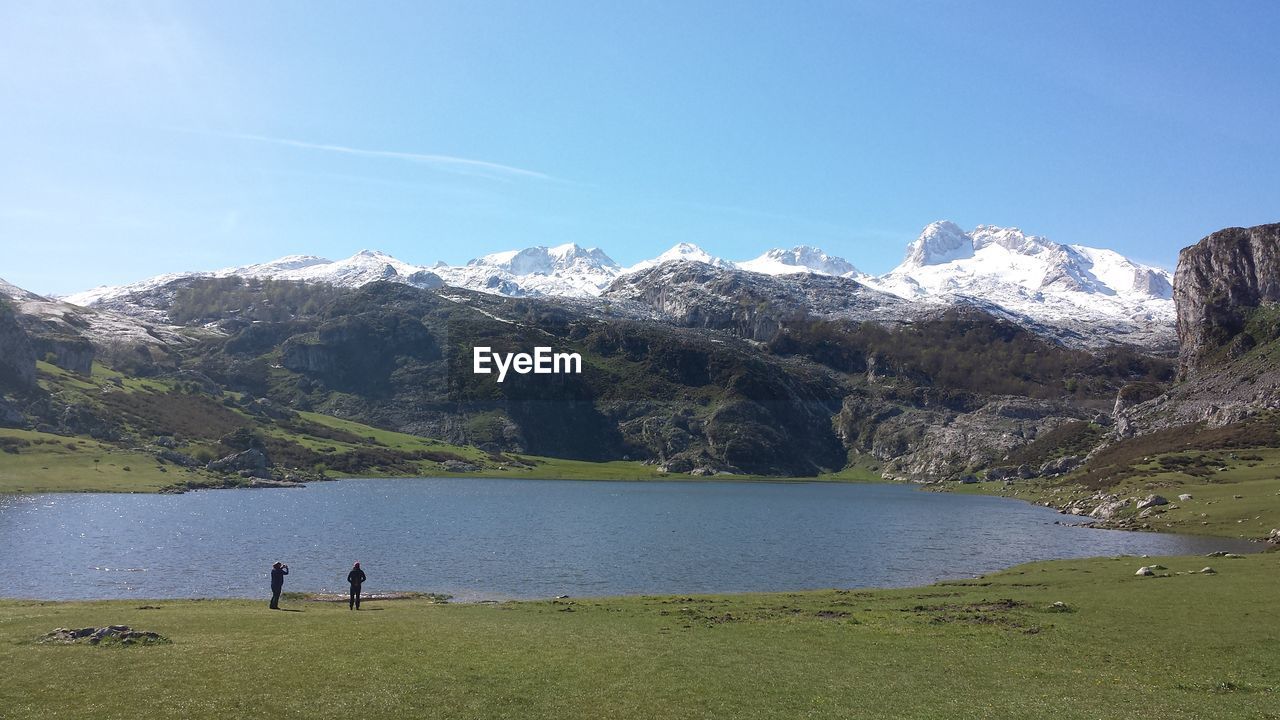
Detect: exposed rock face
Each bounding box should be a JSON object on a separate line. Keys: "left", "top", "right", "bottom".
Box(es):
{"left": 0, "top": 396, "right": 25, "bottom": 427}
{"left": 0, "top": 302, "right": 37, "bottom": 390}
{"left": 27, "top": 332, "right": 95, "bottom": 375}
{"left": 602, "top": 261, "right": 911, "bottom": 342}
{"left": 208, "top": 448, "right": 270, "bottom": 474}
{"left": 835, "top": 394, "right": 1087, "bottom": 481}
{"left": 281, "top": 311, "right": 439, "bottom": 393}
{"left": 1117, "top": 223, "right": 1280, "bottom": 437}
{"left": 1175, "top": 223, "right": 1280, "bottom": 378}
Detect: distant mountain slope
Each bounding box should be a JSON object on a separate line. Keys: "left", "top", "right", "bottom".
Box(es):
{"left": 602, "top": 261, "right": 912, "bottom": 341}
{"left": 433, "top": 243, "right": 622, "bottom": 297}
{"left": 65, "top": 250, "right": 443, "bottom": 309}
{"left": 865, "top": 222, "right": 1175, "bottom": 348}
{"left": 737, "top": 246, "right": 863, "bottom": 278}
{"left": 58, "top": 221, "right": 1176, "bottom": 349}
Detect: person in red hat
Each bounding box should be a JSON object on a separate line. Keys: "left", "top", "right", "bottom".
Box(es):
{"left": 347, "top": 562, "right": 366, "bottom": 610}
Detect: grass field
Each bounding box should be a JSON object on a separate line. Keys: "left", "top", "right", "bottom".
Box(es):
{"left": 0, "top": 427, "right": 201, "bottom": 493}
{"left": 2, "top": 552, "right": 1276, "bottom": 719}
{"left": 951, "top": 447, "right": 1280, "bottom": 541}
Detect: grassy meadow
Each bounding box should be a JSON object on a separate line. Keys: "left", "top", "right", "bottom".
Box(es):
{"left": 953, "top": 446, "right": 1280, "bottom": 541}
{"left": 2, "top": 553, "right": 1276, "bottom": 719}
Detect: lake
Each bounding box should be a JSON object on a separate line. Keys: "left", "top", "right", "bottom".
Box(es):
{"left": 0, "top": 478, "right": 1253, "bottom": 600}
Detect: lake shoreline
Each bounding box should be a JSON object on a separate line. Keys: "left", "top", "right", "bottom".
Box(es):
{"left": 4, "top": 464, "right": 1272, "bottom": 544}
{"left": 2, "top": 478, "right": 1261, "bottom": 602}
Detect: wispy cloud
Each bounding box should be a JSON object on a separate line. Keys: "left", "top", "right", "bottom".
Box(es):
{"left": 203, "top": 130, "right": 556, "bottom": 182}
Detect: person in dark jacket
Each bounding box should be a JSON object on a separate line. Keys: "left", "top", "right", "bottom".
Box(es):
{"left": 269, "top": 561, "right": 289, "bottom": 609}
{"left": 347, "top": 562, "right": 366, "bottom": 610}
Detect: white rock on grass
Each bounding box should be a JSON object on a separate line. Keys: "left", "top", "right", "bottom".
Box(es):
{"left": 1136, "top": 495, "right": 1168, "bottom": 510}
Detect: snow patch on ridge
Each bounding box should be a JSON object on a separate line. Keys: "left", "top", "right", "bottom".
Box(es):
{"left": 58, "top": 221, "right": 1177, "bottom": 348}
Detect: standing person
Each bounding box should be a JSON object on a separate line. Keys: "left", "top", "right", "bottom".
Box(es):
{"left": 269, "top": 561, "right": 289, "bottom": 609}
{"left": 347, "top": 561, "right": 366, "bottom": 610}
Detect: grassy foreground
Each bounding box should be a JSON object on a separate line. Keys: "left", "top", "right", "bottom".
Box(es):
{"left": 2, "top": 553, "right": 1277, "bottom": 720}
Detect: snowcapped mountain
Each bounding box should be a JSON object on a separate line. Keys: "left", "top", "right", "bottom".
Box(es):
{"left": 2, "top": 277, "right": 194, "bottom": 352}
{"left": 64, "top": 250, "right": 444, "bottom": 309}
{"left": 58, "top": 221, "right": 1177, "bottom": 348}
{"left": 865, "top": 221, "right": 1174, "bottom": 346}
{"left": 433, "top": 243, "right": 622, "bottom": 297}
{"left": 627, "top": 242, "right": 735, "bottom": 273}
{"left": 880, "top": 222, "right": 1172, "bottom": 299}
{"left": 737, "top": 246, "right": 862, "bottom": 278}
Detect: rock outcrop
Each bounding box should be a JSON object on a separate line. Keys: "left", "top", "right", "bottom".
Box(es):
{"left": 1175, "top": 222, "right": 1280, "bottom": 378}
{"left": 602, "top": 261, "right": 911, "bottom": 342}
{"left": 1117, "top": 222, "right": 1280, "bottom": 436}
{"left": 28, "top": 333, "right": 96, "bottom": 375}
{"left": 208, "top": 448, "right": 270, "bottom": 475}
{"left": 835, "top": 394, "right": 1088, "bottom": 481}
{"left": 0, "top": 301, "right": 37, "bottom": 390}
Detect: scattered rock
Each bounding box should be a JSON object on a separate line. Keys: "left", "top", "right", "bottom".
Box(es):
{"left": 38, "top": 625, "right": 167, "bottom": 646}
{"left": 1136, "top": 495, "right": 1168, "bottom": 510}
{"left": 1037, "top": 455, "right": 1082, "bottom": 477}
{"left": 441, "top": 460, "right": 480, "bottom": 473}
{"left": 154, "top": 448, "right": 200, "bottom": 467}
{"left": 1178, "top": 493, "right": 1193, "bottom": 501}
{"left": 245, "top": 397, "right": 296, "bottom": 420}
{"left": 208, "top": 448, "right": 269, "bottom": 474}
{"left": 1135, "top": 566, "right": 1155, "bottom": 576}
{"left": 248, "top": 478, "right": 304, "bottom": 489}
{"left": 1200, "top": 567, "right": 1216, "bottom": 574}
{"left": 1090, "top": 498, "right": 1128, "bottom": 520}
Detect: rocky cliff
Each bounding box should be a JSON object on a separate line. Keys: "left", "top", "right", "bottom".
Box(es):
{"left": 1111, "top": 222, "right": 1280, "bottom": 437}
{"left": 0, "top": 300, "right": 37, "bottom": 391}
{"left": 1175, "top": 222, "right": 1280, "bottom": 378}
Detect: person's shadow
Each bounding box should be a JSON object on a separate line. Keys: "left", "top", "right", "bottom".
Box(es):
{"left": 277, "top": 608, "right": 304, "bottom": 612}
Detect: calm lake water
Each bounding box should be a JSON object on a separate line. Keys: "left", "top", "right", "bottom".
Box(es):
{"left": 0, "top": 478, "right": 1253, "bottom": 600}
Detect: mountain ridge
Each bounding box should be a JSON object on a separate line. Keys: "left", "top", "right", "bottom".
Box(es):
{"left": 59, "top": 222, "right": 1176, "bottom": 349}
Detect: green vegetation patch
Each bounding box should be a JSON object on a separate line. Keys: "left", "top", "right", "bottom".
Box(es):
{"left": 0, "top": 428, "right": 191, "bottom": 493}
{"left": 2, "top": 553, "right": 1277, "bottom": 719}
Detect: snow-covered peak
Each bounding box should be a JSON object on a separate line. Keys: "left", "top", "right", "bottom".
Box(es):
{"left": 58, "top": 221, "right": 1177, "bottom": 348}
{"left": 628, "top": 243, "right": 732, "bottom": 273}
{"left": 468, "top": 243, "right": 619, "bottom": 276}
{"left": 433, "top": 243, "right": 621, "bottom": 297}
{"left": 234, "top": 249, "right": 434, "bottom": 287}
{"left": 0, "top": 276, "right": 45, "bottom": 302}
{"left": 863, "top": 221, "right": 1176, "bottom": 347}
{"left": 968, "top": 225, "right": 1057, "bottom": 256}
{"left": 1071, "top": 246, "right": 1173, "bottom": 299}
{"left": 902, "top": 220, "right": 973, "bottom": 266}
{"left": 885, "top": 222, "right": 1171, "bottom": 300}
{"left": 737, "top": 246, "right": 861, "bottom": 277}
{"left": 63, "top": 250, "right": 442, "bottom": 307}
{"left": 226, "top": 254, "right": 333, "bottom": 275}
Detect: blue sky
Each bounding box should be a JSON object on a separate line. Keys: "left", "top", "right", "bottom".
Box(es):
{"left": 1, "top": 1, "right": 1278, "bottom": 295}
